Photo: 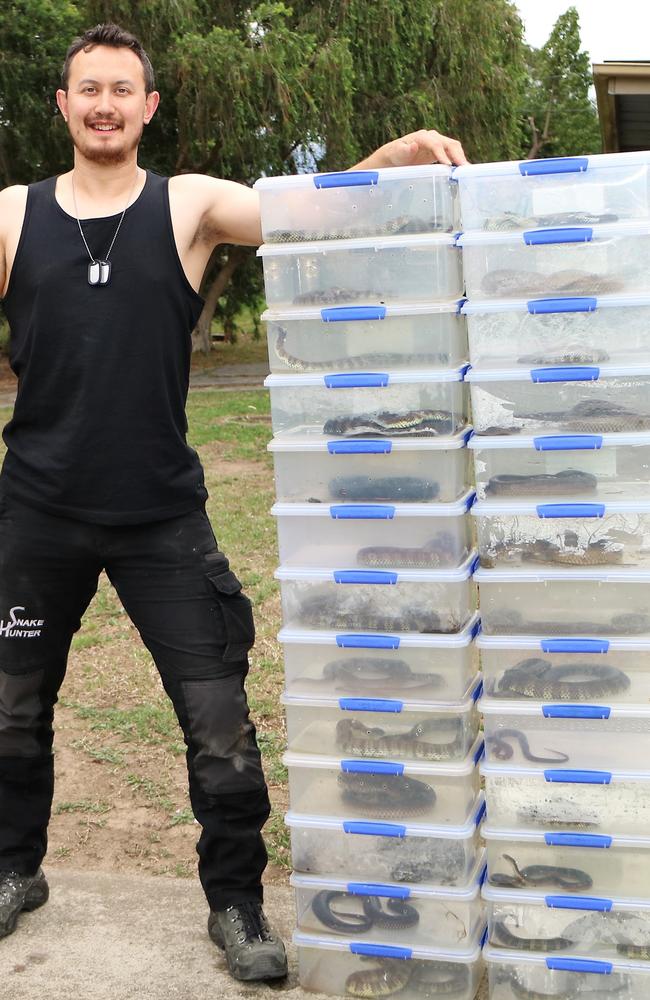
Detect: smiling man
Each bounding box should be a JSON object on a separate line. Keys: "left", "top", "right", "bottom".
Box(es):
{"left": 0, "top": 23, "right": 467, "bottom": 983}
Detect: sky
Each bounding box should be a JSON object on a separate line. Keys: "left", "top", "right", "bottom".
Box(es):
{"left": 514, "top": 0, "right": 650, "bottom": 64}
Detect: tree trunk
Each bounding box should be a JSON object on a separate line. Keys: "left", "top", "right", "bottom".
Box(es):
{"left": 191, "top": 246, "right": 248, "bottom": 353}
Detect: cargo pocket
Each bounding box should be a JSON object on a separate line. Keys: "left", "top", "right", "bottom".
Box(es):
{"left": 205, "top": 557, "right": 256, "bottom": 663}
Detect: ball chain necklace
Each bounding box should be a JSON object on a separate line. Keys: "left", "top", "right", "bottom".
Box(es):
{"left": 71, "top": 167, "right": 140, "bottom": 286}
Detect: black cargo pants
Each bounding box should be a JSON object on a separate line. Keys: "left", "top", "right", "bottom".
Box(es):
{"left": 0, "top": 491, "right": 270, "bottom": 911}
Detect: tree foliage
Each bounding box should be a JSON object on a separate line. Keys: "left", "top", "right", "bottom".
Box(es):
{"left": 4, "top": 2, "right": 602, "bottom": 345}
{"left": 520, "top": 6, "right": 601, "bottom": 159}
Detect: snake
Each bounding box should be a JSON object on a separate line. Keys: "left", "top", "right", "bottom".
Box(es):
{"left": 489, "top": 854, "right": 593, "bottom": 892}
{"left": 345, "top": 958, "right": 468, "bottom": 998}
{"left": 488, "top": 610, "right": 650, "bottom": 637}
{"left": 483, "top": 536, "right": 624, "bottom": 569}
{"left": 514, "top": 399, "right": 650, "bottom": 433}
{"left": 517, "top": 346, "right": 610, "bottom": 366}
{"left": 560, "top": 911, "right": 650, "bottom": 959}
{"left": 320, "top": 657, "right": 445, "bottom": 693}
{"left": 330, "top": 476, "right": 441, "bottom": 502}
{"left": 480, "top": 269, "right": 624, "bottom": 297}
{"left": 483, "top": 210, "right": 619, "bottom": 232}
{"left": 336, "top": 717, "right": 464, "bottom": 761}
{"left": 337, "top": 771, "right": 436, "bottom": 818}
{"left": 485, "top": 470, "right": 598, "bottom": 497}
{"left": 293, "top": 288, "right": 386, "bottom": 306}
{"left": 491, "top": 919, "right": 573, "bottom": 952}
{"left": 267, "top": 215, "right": 449, "bottom": 243}
{"left": 323, "top": 409, "right": 462, "bottom": 437}
{"left": 487, "top": 729, "right": 569, "bottom": 764}
{"left": 273, "top": 327, "right": 448, "bottom": 373}
{"left": 495, "top": 658, "right": 631, "bottom": 700}
{"left": 311, "top": 889, "right": 419, "bottom": 934}
{"left": 357, "top": 533, "right": 459, "bottom": 569}
{"left": 298, "top": 594, "right": 457, "bottom": 634}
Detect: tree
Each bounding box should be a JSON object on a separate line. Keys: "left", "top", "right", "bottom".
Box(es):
{"left": 521, "top": 6, "right": 601, "bottom": 159}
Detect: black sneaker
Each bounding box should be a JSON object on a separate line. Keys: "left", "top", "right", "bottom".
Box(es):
{"left": 208, "top": 900, "right": 288, "bottom": 981}
{"left": 0, "top": 869, "right": 49, "bottom": 938}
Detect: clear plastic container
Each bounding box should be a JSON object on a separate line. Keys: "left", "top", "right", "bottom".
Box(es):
{"left": 284, "top": 737, "right": 484, "bottom": 826}
{"left": 457, "top": 220, "right": 650, "bottom": 300}
{"left": 291, "top": 851, "right": 486, "bottom": 948}
{"left": 275, "top": 554, "right": 478, "bottom": 635}
{"left": 478, "top": 633, "right": 650, "bottom": 705}
{"left": 462, "top": 293, "right": 650, "bottom": 370}
{"left": 453, "top": 151, "right": 650, "bottom": 232}
{"left": 469, "top": 429, "right": 650, "bottom": 502}
{"left": 257, "top": 232, "right": 463, "bottom": 308}
{"left": 474, "top": 564, "right": 650, "bottom": 637}
{"left": 472, "top": 498, "right": 650, "bottom": 569}
{"left": 282, "top": 676, "right": 482, "bottom": 762}
{"left": 294, "top": 929, "right": 484, "bottom": 999}
{"left": 254, "top": 164, "right": 457, "bottom": 242}
{"left": 272, "top": 493, "right": 474, "bottom": 569}
{"left": 483, "top": 822, "right": 650, "bottom": 899}
{"left": 264, "top": 368, "right": 468, "bottom": 438}
{"left": 264, "top": 301, "right": 467, "bottom": 375}
{"left": 269, "top": 430, "right": 472, "bottom": 504}
{"left": 286, "top": 794, "right": 485, "bottom": 885}
{"left": 466, "top": 363, "right": 650, "bottom": 437}
{"left": 481, "top": 758, "right": 650, "bottom": 834}
{"left": 484, "top": 882, "right": 650, "bottom": 958}
{"left": 485, "top": 943, "right": 650, "bottom": 1000}
{"left": 481, "top": 695, "right": 650, "bottom": 770}
{"left": 279, "top": 615, "right": 480, "bottom": 702}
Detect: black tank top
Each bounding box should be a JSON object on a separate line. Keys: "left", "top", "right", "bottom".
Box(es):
{"left": 1, "top": 171, "right": 208, "bottom": 524}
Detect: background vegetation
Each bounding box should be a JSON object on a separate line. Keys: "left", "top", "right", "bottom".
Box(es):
{"left": 0, "top": 1, "right": 601, "bottom": 353}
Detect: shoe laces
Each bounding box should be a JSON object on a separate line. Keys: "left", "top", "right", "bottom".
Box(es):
{"left": 227, "top": 901, "right": 272, "bottom": 944}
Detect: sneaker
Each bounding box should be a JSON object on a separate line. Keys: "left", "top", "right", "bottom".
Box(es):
{"left": 208, "top": 900, "right": 288, "bottom": 981}
{"left": 0, "top": 869, "right": 49, "bottom": 938}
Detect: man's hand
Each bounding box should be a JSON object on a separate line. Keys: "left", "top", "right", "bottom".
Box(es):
{"left": 352, "top": 129, "right": 468, "bottom": 170}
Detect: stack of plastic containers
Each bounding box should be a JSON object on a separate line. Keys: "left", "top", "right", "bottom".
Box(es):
{"left": 454, "top": 151, "right": 650, "bottom": 999}
{"left": 254, "top": 166, "right": 486, "bottom": 997}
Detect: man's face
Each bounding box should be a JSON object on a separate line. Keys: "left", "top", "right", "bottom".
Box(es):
{"left": 56, "top": 45, "right": 159, "bottom": 165}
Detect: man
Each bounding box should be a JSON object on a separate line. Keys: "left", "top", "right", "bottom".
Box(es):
{"left": 0, "top": 23, "right": 467, "bottom": 982}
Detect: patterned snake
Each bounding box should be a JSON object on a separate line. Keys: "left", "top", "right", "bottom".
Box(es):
{"left": 492, "top": 919, "right": 573, "bottom": 952}
{"left": 507, "top": 971, "right": 629, "bottom": 1000}
{"left": 481, "top": 536, "right": 624, "bottom": 569}
{"left": 323, "top": 409, "right": 463, "bottom": 437}
{"left": 330, "top": 476, "right": 441, "bottom": 502}
{"left": 268, "top": 215, "right": 449, "bottom": 243}
{"left": 517, "top": 346, "right": 610, "bottom": 366}
{"left": 495, "top": 658, "right": 631, "bottom": 700}
{"left": 483, "top": 211, "right": 619, "bottom": 232}
{"left": 345, "top": 958, "right": 469, "bottom": 998}
{"left": 336, "top": 717, "right": 464, "bottom": 761}
{"left": 485, "top": 470, "right": 598, "bottom": 497}
{"left": 486, "top": 729, "right": 569, "bottom": 764}
{"left": 489, "top": 854, "right": 593, "bottom": 892}
{"left": 514, "top": 399, "right": 650, "bottom": 433}
{"left": 493, "top": 910, "right": 650, "bottom": 960}
{"left": 480, "top": 269, "right": 624, "bottom": 298}
{"left": 301, "top": 657, "right": 444, "bottom": 694}
{"left": 299, "top": 594, "right": 457, "bottom": 634}
{"left": 489, "top": 611, "right": 650, "bottom": 637}
{"left": 358, "top": 533, "right": 459, "bottom": 569}
{"left": 337, "top": 771, "right": 436, "bottom": 818}
{"left": 273, "top": 327, "right": 448, "bottom": 373}
{"left": 311, "top": 889, "right": 419, "bottom": 934}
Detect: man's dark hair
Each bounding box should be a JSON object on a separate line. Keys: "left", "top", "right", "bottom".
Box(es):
{"left": 61, "top": 23, "right": 156, "bottom": 94}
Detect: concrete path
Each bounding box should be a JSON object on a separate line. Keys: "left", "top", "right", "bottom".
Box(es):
{"left": 0, "top": 870, "right": 489, "bottom": 1000}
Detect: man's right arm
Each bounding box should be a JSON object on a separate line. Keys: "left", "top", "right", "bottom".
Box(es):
{"left": 0, "top": 185, "right": 29, "bottom": 300}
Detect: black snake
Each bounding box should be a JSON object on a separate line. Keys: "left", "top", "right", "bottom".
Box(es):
{"left": 338, "top": 771, "right": 436, "bottom": 818}
{"left": 487, "top": 729, "right": 569, "bottom": 764}
{"left": 488, "top": 610, "right": 650, "bottom": 637}
{"left": 336, "top": 718, "right": 464, "bottom": 761}
{"left": 494, "top": 658, "right": 631, "bottom": 700}
{"left": 330, "top": 476, "right": 441, "bottom": 502}
{"left": 273, "top": 327, "right": 448, "bottom": 373}
{"left": 323, "top": 409, "right": 463, "bottom": 438}
{"left": 317, "top": 657, "right": 444, "bottom": 694}
{"left": 311, "top": 889, "right": 419, "bottom": 934}
{"left": 489, "top": 854, "right": 593, "bottom": 892}
{"left": 485, "top": 470, "right": 598, "bottom": 497}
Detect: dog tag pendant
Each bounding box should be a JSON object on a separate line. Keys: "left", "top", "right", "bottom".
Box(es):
{"left": 88, "top": 260, "right": 111, "bottom": 286}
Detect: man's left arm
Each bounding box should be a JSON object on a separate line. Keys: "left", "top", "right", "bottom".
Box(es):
{"left": 197, "top": 128, "right": 468, "bottom": 248}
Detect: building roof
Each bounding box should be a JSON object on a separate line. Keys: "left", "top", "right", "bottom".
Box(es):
{"left": 593, "top": 61, "right": 650, "bottom": 152}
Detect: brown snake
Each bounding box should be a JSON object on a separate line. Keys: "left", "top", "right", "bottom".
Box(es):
{"left": 273, "top": 327, "right": 448, "bottom": 372}
{"left": 358, "top": 533, "right": 459, "bottom": 569}
{"left": 323, "top": 409, "right": 463, "bottom": 438}
{"left": 345, "top": 958, "right": 469, "bottom": 998}
{"left": 514, "top": 399, "right": 650, "bottom": 433}
{"left": 336, "top": 718, "right": 464, "bottom": 761}
{"left": 480, "top": 268, "right": 624, "bottom": 297}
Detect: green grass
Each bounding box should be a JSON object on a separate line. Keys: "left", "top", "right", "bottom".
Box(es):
{"left": 62, "top": 701, "right": 183, "bottom": 749}
{"left": 54, "top": 800, "right": 111, "bottom": 815}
